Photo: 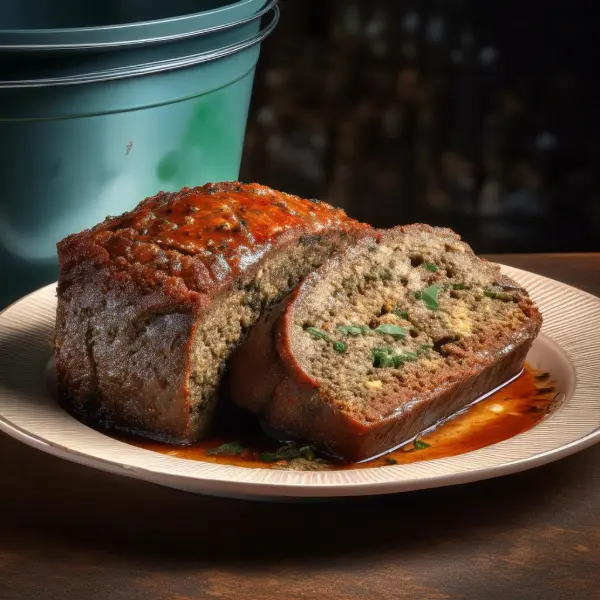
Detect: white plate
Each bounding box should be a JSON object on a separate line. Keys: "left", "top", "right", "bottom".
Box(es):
{"left": 0, "top": 266, "right": 599, "bottom": 501}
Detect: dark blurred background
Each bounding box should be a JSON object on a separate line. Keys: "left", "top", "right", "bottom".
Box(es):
{"left": 240, "top": 0, "right": 600, "bottom": 253}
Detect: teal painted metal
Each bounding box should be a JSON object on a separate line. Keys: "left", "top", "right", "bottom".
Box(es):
{"left": 0, "top": 0, "right": 267, "bottom": 48}
{"left": 0, "top": 1, "right": 279, "bottom": 308}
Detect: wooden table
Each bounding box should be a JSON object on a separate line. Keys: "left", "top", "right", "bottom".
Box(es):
{"left": 1, "top": 254, "right": 599, "bottom": 600}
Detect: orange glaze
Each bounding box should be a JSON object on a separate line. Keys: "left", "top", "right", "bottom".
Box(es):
{"left": 89, "top": 182, "right": 365, "bottom": 288}
{"left": 116, "top": 364, "right": 559, "bottom": 470}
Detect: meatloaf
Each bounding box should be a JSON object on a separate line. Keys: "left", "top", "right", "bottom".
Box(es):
{"left": 227, "top": 224, "right": 543, "bottom": 462}
{"left": 55, "top": 182, "right": 367, "bottom": 443}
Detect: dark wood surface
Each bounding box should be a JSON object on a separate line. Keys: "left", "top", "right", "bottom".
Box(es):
{"left": 1, "top": 255, "right": 599, "bottom": 600}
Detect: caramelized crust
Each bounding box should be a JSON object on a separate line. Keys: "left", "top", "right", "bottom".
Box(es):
{"left": 58, "top": 182, "right": 360, "bottom": 296}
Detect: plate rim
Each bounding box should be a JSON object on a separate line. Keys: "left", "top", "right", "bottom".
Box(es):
{"left": 0, "top": 265, "right": 599, "bottom": 498}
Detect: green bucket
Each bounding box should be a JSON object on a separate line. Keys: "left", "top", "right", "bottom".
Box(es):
{"left": 0, "top": 0, "right": 279, "bottom": 308}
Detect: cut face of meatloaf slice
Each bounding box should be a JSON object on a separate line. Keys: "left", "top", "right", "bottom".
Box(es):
{"left": 55, "top": 182, "right": 368, "bottom": 443}
{"left": 227, "top": 224, "right": 543, "bottom": 462}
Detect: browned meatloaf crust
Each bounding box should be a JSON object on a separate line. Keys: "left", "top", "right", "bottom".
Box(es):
{"left": 227, "top": 224, "right": 543, "bottom": 462}
{"left": 55, "top": 182, "right": 368, "bottom": 443}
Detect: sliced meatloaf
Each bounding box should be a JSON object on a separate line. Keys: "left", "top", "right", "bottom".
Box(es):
{"left": 227, "top": 224, "right": 543, "bottom": 462}
{"left": 55, "top": 182, "right": 367, "bottom": 443}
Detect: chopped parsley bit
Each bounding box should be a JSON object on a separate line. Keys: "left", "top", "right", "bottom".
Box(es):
{"left": 374, "top": 324, "right": 408, "bottom": 339}
{"left": 372, "top": 347, "right": 396, "bottom": 368}
{"left": 484, "top": 289, "right": 501, "bottom": 299}
{"left": 413, "top": 291, "right": 423, "bottom": 300}
{"left": 419, "top": 284, "right": 443, "bottom": 311}
{"left": 424, "top": 262, "right": 438, "bottom": 272}
{"left": 333, "top": 341, "right": 347, "bottom": 353}
{"left": 385, "top": 457, "right": 398, "bottom": 465}
{"left": 260, "top": 443, "right": 320, "bottom": 463}
{"left": 304, "top": 326, "right": 329, "bottom": 341}
{"left": 259, "top": 452, "right": 282, "bottom": 463}
{"left": 372, "top": 347, "right": 420, "bottom": 368}
{"left": 413, "top": 439, "right": 431, "bottom": 450}
{"left": 299, "top": 445, "right": 318, "bottom": 461}
{"left": 380, "top": 268, "right": 393, "bottom": 281}
{"left": 206, "top": 441, "right": 245, "bottom": 456}
{"left": 418, "top": 344, "right": 433, "bottom": 354}
{"left": 393, "top": 309, "right": 409, "bottom": 319}
{"left": 338, "top": 325, "right": 370, "bottom": 336}
{"left": 452, "top": 283, "right": 468, "bottom": 290}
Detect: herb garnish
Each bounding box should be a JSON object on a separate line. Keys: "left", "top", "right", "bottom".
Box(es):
{"left": 403, "top": 439, "right": 431, "bottom": 453}
{"left": 305, "top": 325, "right": 348, "bottom": 353}
{"left": 372, "top": 347, "right": 421, "bottom": 368}
{"left": 333, "top": 341, "right": 347, "bottom": 353}
{"left": 484, "top": 289, "right": 500, "bottom": 299}
{"left": 304, "top": 326, "right": 329, "bottom": 340}
{"left": 424, "top": 263, "right": 438, "bottom": 272}
{"left": 385, "top": 457, "right": 398, "bottom": 465}
{"left": 375, "top": 324, "right": 408, "bottom": 339}
{"left": 420, "top": 284, "right": 443, "bottom": 310}
{"left": 338, "top": 325, "right": 370, "bottom": 336}
{"left": 452, "top": 283, "right": 468, "bottom": 290}
{"left": 413, "top": 439, "right": 431, "bottom": 450}
{"left": 206, "top": 441, "right": 245, "bottom": 456}
{"left": 484, "top": 288, "right": 513, "bottom": 301}
{"left": 393, "top": 309, "right": 409, "bottom": 319}
{"left": 259, "top": 442, "right": 320, "bottom": 463}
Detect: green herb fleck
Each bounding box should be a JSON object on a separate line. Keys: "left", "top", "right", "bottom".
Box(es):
{"left": 260, "top": 442, "right": 319, "bottom": 464}
{"left": 484, "top": 290, "right": 500, "bottom": 300}
{"left": 385, "top": 457, "right": 398, "bottom": 465}
{"left": 333, "top": 341, "right": 347, "bottom": 353}
{"left": 259, "top": 452, "right": 282, "bottom": 463}
{"left": 206, "top": 441, "right": 245, "bottom": 456}
{"left": 413, "top": 291, "right": 423, "bottom": 300}
{"left": 304, "top": 326, "right": 329, "bottom": 340}
{"left": 424, "top": 262, "right": 438, "bottom": 272}
{"left": 419, "top": 284, "right": 443, "bottom": 311}
{"left": 372, "top": 347, "right": 420, "bottom": 368}
{"left": 299, "top": 445, "right": 318, "bottom": 461}
{"left": 393, "top": 309, "right": 409, "bottom": 319}
{"left": 413, "top": 439, "right": 431, "bottom": 450}
{"left": 418, "top": 344, "right": 433, "bottom": 354}
{"left": 338, "top": 325, "right": 370, "bottom": 336}
{"left": 452, "top": 283, "right": 468, "bottom": 290}
{"left": 372, "top": 347, "right": 396, "bottom": 368}
{"left": 380, "top": 268, "right": 393, "bottom": 281}
{"left": 375, "top": 324, "right": 408, "bottom": 339}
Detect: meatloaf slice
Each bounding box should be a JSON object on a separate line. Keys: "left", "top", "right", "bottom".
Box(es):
{"left": 227, "top": 224, "right": 543, "bottom": 462}
{"left": 55, "top": 182, "right": 367, "bottom": 443}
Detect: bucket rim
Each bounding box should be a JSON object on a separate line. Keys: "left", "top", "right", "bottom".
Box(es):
{"left": 0, "top": 0, "right": 274, "bottom": 51}
{"left": 0, "top": 4, "right": 279, "bottom": 88}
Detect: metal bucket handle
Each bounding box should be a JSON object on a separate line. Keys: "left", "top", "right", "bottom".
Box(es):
{"left": 0, "top": 3, "right": 279, "bottom": 88}
{"left": 0, "top": 0, "right": 279, "bottom": 51}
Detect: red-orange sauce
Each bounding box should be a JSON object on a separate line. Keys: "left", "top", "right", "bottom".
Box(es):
{"left": 90, "top": 182, "right": 364, "bottom": 288}
{"left": 116, "top": 365, "right": 559, "bottom": 470}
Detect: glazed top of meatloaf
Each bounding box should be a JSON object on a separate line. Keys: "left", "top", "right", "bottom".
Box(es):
{"left": 57, "top": 182, "right": 367, "bottom": 299}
